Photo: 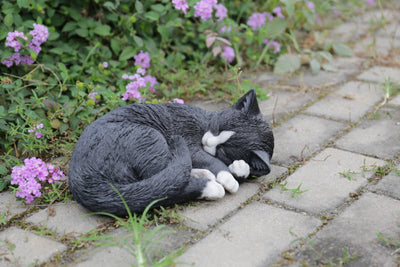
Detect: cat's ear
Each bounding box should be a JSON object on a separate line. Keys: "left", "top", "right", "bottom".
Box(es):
{"left": 250, "top": 150, "right": 271, "bottom": 175}
{"left": 232, "top": 89, "right": 261, "bottom": 116}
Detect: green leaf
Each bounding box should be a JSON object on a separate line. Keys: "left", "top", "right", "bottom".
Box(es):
{"left": 157, "top": 25, "right": 170, "bottom": 41}
{"left": 332, "top": 43, "right": 353, "bottom": 57}
{"left": 135, "top": 0, "right": 144, "bottom": 13}
{"left": 151, "top": 4, "right": 165, "bottom": 13}
{"left": 0, "top": 177, "right": 8, "bottom": 192}
{"left": 263, "top": 18, "right": 287, "bottom": 38}
{"left": 4, "top": 14, "right": 13, "bottom": 27}
{"left": 17, "top": 0, "right": 29, "bottom": 8}
{"left": 274, "top": 54, "right": 301, "bottom": 74}
{"left": 119, "top": 46, "right": 136, "bottom": 61}
{"left": 76, "top": 28, "right": 88, "bottom": 38}
{"left": 281, "top": 0, "right": 295, "bottom": 17}
{"left": 110, "top": 39, "right": 121, "bottom": 55}
{"left": 310, "top": 58, "right": 320, "bottom": 75}
{"left": 133, "top": 35, "right": 143, "bottom": 47}
{"left": 322, "top": 64, "right": 338, "bottom": 72}
{"left": 94, "top": 25, "right": 111, "bottom": 36}
{"left": 145, "top": 11, "right": 159, "bottom": 22}
{"left": 62, "top": 21, "right": 77, "bottom": 32}
{"left": 0, "top": 164, "right": 7, "bottom": 176}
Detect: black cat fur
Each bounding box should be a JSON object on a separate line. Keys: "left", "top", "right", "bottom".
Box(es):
{"left": 68, "top": 89, "right": 274, "bottom": 216}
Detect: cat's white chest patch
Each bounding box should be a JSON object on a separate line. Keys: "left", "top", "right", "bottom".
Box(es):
{"left": 202, "top": 130, "right": 235, "bottom": 156}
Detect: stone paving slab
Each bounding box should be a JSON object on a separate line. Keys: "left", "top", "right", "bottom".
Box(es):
{"left": 177, "top": 202, "right": 321, "bottom": 267}
{"left": 377, "top": 23, "right": 400, "bottom": 39}
{"left": 354, "top": 36, "right": 400, "bottom": 56}
{"left": 26, "top": 201, "right": 111, "bottom": 236}
{"left": 0, "top": 227, "right": 67, "bottom": 266}
{"left": 258, "top": 88, "right": 317, "bottom": 123}
{"left": 295, "top": 192, "right": 400, "bottom": 266}
{"left": 272, "top": 115, "right": 345, "bottom": 166}
{"left": 284, "top": 57, "right": 365, "bottom": 87}
{"left": 72, "top": 225, "right": 192, "bottom": 267}
{"left": 371, "top": 165, "right": 400, "bottom": 199}
{"left": 389, "top": 94, "right": 400, "bottom": 106}
{"left": 357, "top": 66, "right": 400, "bottom": 84}
{"left": 179, "top": 165, "right": 287, "bottom": 231}
{"left": 336, "top": 106, "right": 400, "bottom": 159}
{"left": 305, "top": 81, "right": 383, "bottom": 121}
{"left": 329, "top": 22, "right": 369, "bottom": 43}
{"left": 0, "top": 192, "right": 27, "bottom": 221}
{"left": 264, "top": 148, "right": 385, "bottom": 215}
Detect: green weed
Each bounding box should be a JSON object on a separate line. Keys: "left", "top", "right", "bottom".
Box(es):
{"left": 278, "top": 182, "right": 309, "bottom": 198}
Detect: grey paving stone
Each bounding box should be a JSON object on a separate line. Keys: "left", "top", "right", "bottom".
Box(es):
{"left": 177, "top": 202, "right": 321, "bottom": 267}
{"left": 264, "top": 148, "right": 385, "bottom": 215}
{"left": 389, "top": 94, "right": 400, "bottom": 106}
{"left": 371, "top": 165, "right": 400, "bottom": 199}
{"left": 336, "top": 106, "right": 400, "bottom": 159}
{"left": 179, "top": 165, "right": 287, "bottom": 231}
{"left": 26, "top": 201, "right": 110, "bottom": 235}
{"left": 329, "top": 22, "right": 369, "bottom": 43}
{"left": 354, "top": 36, "right": 400, "bottom": 55}
{"left": 285, "top": 57, "right": 365, "bottom": 87}
{"left": 259, "top": 88, "right": 317, "bottom": 123}
{"left": 0, "top": 192, "right": 27, "bottom": 221}
{"left": 358, "top": 10, "right": 397, "bottom": 23}
{"left": 295, "top": 192, "right": 400, "bottom": 266}
{"left": 305, "top": 81, "right": 383, "bottom": 121}
{"left": 72, "top": 225, "right": 192, "bottom": 267}
{"left": 377, "top": 23, "right": 400, "bottom": 39}
{"left": 0, "top": 227, "right": 66, "bottom": 266}
{"left": 272, "top": 115, "right": 345, "bottom": 166}
{"left": 357, "top": 66, "right": 400, "bottom": 84}
{"left": 252, "top": 72, "right": 284, "bottom": 85}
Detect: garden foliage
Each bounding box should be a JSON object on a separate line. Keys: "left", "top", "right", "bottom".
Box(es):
{"left": 0, "top": 0, "right": 365, "bottom": 200}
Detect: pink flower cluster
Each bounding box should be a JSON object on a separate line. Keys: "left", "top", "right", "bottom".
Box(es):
{"left": 172, "top": 0, "right": 227, "bottom": 21}
{"left": 121, "top": 51, "right": 158, "bottom": 102}
{"left": 2, "top": 24, "right": 49, "bottom": 68}
{"left": 28, "top": 123, "right": 44, "bottom": 139}
{"left": 263, "top": 39, "right": 281, "bottom": 54}
{"left": 11, "top": 157, "right": 65, "bottom": 203}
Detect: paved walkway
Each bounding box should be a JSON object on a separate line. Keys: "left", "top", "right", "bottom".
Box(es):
{"left": 1, "top": 8, "right": 400, "bottom": 267}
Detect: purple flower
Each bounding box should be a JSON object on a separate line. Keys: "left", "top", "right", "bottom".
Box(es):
{"left": 143, "top": 75, "right": 158, "bottom": 92}
{"left": 219, "top": 25, "right": 232, "bottom": 33}
{"left": 136, "top": 68, "right": 146, "bottom": 75}
{"left": 221, "top": 46, "right": 235, "bottom": 63}
{"left": 172, "top": 0, "right": 189, "bottom": 14}
{"left": 366, "top": 0, "right": 375, "bottom": 5}
{"left": 263, "top": 39, "right": 281, "bottom": 54}
{"left": 332, "top": 6, "right": 339, "bottom": 16}
{"left": 247, "top": 13, "right": 267, "bottom": 30}
{"left": 102, "top": 62, "right": 108, "bottom": 68}
{"left": 11, "top": 158, "right": 64, "bottom": 204}
{"left": 134, "top": 50, "right": 150, "bottom": 69}
{"left": 5, "top": 31, "right": 27, "bottom": 52}
{"left": 28, "top": 123, "right": 44, "bottom": 139}
{"left": 29, "top": 24, "right": 49, "bottom": 45}
{"left": 89, "top": 91, "right": 99, "bottom": 103}
{"left": 214, "top": 4, "right": 228, "bottom": 21}
{"left": 173, "top": 98, "right": 184, "bottom": 104}
{"left": 194, "top": 0, "right": 215, "bottom": 21}
{"left": 306, "top": 1, "right": 315, "bottom": 10}
{"left": 273, "top": 7, "right": 285, "bottom": 18}
{"left": 122, "top": 74, "right": 129, "bottom": 79}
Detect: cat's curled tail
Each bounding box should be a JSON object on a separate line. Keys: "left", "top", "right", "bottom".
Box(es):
{"left": 69, "top": 135, "right": 222, "bottom": 216}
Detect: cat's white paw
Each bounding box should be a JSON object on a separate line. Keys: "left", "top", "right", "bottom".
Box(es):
{"left": 216, "top": 171, "right": 239, "bottom": 193}
{"left": 200, "top": 180, "right": 225, "bottom": 200}
{"left": 229, "top": 160, "right": 250, "bottom": 179}
{"left": 190, "top": 169, "right": 216, "bottom": 181}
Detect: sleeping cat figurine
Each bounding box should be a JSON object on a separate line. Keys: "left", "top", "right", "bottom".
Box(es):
{"left": 68, "top": 89, "right": 274, "bottom": 216}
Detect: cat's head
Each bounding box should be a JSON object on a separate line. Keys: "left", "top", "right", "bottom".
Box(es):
{"left": 202, "top": 89, "right": 274, "bottom": 177}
